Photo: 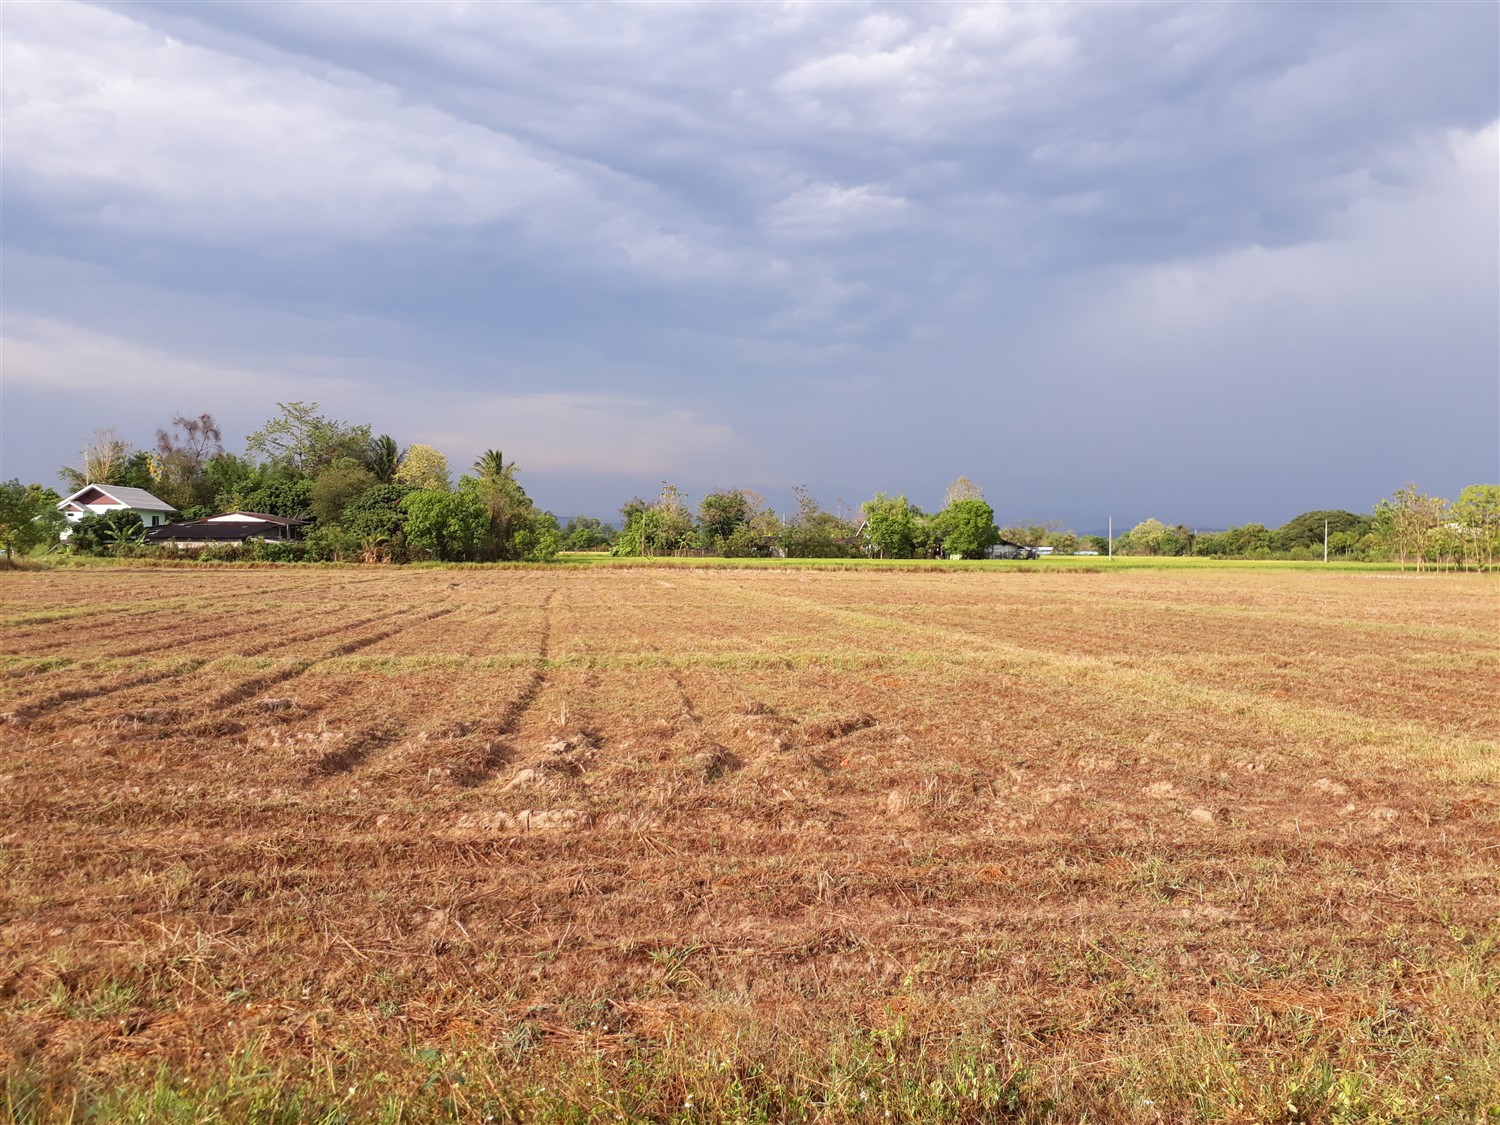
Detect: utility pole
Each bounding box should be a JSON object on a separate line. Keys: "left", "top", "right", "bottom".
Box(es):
{"left": 1324, "top": 518, "right": 1329, "bottom": 563}
{"left": 1108, "top": 516, "right": 1113, "bottom": 560}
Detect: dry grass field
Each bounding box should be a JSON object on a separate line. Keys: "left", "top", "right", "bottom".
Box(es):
{"left": 1, "top": 563, "right": 1496, "bottom": 1123}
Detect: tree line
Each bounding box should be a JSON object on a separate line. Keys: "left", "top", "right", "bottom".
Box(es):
{"left": 1105, "top": 484, "right": 1499, "bottom": 569}
{"left": 2, "top": 404, "right": 563, "bottom": 563}
{"left": 0, "top": 411, "right": 1495, "bottom": 569}
{"left": 607, "top": 477, "right": 1008, "bottom": 560}
{"left": 602, "top": 478, "right": 1499, "bottom": 568}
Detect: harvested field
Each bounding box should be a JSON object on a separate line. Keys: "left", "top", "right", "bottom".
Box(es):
{"left": 2, "top": 564, "right": 1497, "bottom": 1122}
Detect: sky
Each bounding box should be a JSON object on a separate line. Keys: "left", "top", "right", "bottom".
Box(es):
{"left": 3, "top": 1, "right": 1497, "bottom": 530}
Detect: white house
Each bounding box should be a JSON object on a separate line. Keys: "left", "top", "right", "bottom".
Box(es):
{"left": 56, "top": 485, "right": 176, "bottom": 537}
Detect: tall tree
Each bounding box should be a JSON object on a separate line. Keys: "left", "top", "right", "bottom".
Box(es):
{"left": 153, "top": 412, "right": 224, "bottom": 510}
{"left": 474, "top": 449, "right": 516, "bottom": 482}
{"left": 860, "top": 493, "right": 920, "bottom": 559}
{"left": 394, "top": 444, "right": 450, "bottom": 492}
{"left": 469, "top": 449, "right": 534, "bottom": 559}
{"left": 560, "top": 516, "right": 614, "bottom": 551}
{"left": 1374, "top": 484, "right": 1448, "bottom": 571}
{"left": 60, "top": 429, "right": 133, "bottom": 491}
{"left": 611, "top": 483, "right": 697, "bottom": 557}
{"left": 646, "top": 482, "right": 696, "bottom": 555}
{"left": 246, "top": 402, "right": 371, "bottom": 475}
{"left": 1451, "top": 484, "right": 1500, "bottom": 568}
{"left": 310, "top": 464, "right": 378, "bottom": 525}
{"left": 155, "top": 412, "right": 223, "bottom": 464}
{"left": 942, "top": 476, "right": 985, "bottom": 509}
{"left": 364, "top": 435, "right": 404, "bottom": 484}
{"left": 1274, "top": 510, "right": 1371, "bottom": 553}
{"left": 1128, "top": 518, "right": 1172, "bottom": 556}
{"left": 698, "top": 490, "right": 752, "bottom": 546}
{"left": 781, "top": 486, "right": 857, "bottom": 558}
{"left": 0, "top": 481, "right": 65, "bottom": 561}
{"left": 932, "top": 497, "right": 999, "bottom": 559}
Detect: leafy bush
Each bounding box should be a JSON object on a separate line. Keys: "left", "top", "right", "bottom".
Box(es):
{"left": 234, "top": 477, "right": 314, "bottom": 520}
{"left": 341, "top": 484, "right": 411, "bottom": 540}
{"left": 68, "top": 511, "right": 147, "bottom": 556}
{"left": 0, "top": 481, "right": 65, "bottom": 560}
{"left": 931, "top": 498, "right": 999, "bottom": 560}
{"left": 249, "top": 539, "right": 310, "bottom": 563}
{"left": 401, "top": 489, "right": 489, "bottom": 561}
{"left": 194, "top": 543, "right": 253, "bottom": 563}
{"left": 515, "top": 512, "right": 562, "bottom": 562}
{"left": 302, "top": 524, "right": 361, "bottom": 562}
{"left": 561, "top": 517, "right": 613, "bottom": 551}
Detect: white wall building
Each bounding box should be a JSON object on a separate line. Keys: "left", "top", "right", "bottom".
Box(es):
{"left": 56, "top": 485, "right": 176, "bottom": 537}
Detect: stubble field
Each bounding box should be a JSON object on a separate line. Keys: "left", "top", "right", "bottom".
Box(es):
{"left": 1, "top": 563, "right": 1497, "bottom": 1123}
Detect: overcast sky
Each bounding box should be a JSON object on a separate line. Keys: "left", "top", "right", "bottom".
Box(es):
{"left": 3, "top": 1, "right": 1496, "bottom": 529}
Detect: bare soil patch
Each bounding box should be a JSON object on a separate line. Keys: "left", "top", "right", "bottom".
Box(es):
{"left": 1, "top": 565, "right": 1496, "bottom": 1122}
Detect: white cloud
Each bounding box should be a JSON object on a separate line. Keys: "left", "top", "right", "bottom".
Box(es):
{"left": 419, "top": 394, "right": 742, "bottom": 479}
{"left": 772, "top": 4, "right": 1077, "bottom": 134}
{"left": 1, "top": 313, "right": 747, "bottom": 482}
{"left": 0, "top": 1, "right": 770, "bottom": 289}
{"left": 3, "top": 2, "right": 1495, "bottom": 514}
{"left": 764, "top": 182, "right": 913, "bottom": 241}
{"left": 1075, "top": 122, "right": 1499, "bottom": 358}
{"left": 2, "top": 314, "right": 365, "bottom": 400}
{"left": 2, "top": 5, "right": 580, "bottom": 238}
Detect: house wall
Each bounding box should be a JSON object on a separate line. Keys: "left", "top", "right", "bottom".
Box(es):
{"left": 60, "top": 505, "right": 171, "bottom": 537}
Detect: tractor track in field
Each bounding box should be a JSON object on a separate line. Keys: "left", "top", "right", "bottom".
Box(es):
{"left": 4, "top": 609, "right": 397, "bottom": 720}
{"left": 233, "top": 605, "right": 419, "bottom": 659}
{"left": 325, "top": 589, "right": 559, "bottom": 788}
{"left": 5, "top": 604, "right": 455, "bottom": 730}
{"left": 115, "top": 604, "right": 352, "bottom": 660}
{"left": 12, "top": 604, "right": 353, "bottom": 663}
{"left": 727, "top": 582, "right": 1499, "bottom": 778}
{"left": 493, "top": 589, "right": 556, "bottom": 737}
{"left": 5, "top": 603, "right": 198, "bottom": 646}
{"left": 434, "top": 590, "right": 559, "bottom": 787}
{"left": 3, "top": 660, "right": 209, "bottom": 723}
{"left": 0, "top": 658, "right": 81, "bottom": 689}
{"left": 183, "top": 607, "right": 461, "bottom": 736}
{"left": 0, "top": 575, "right": 369, "bottom": 643}
{"left": 646, "top": 648, "right": 742, "bottom": 782}
{"left": 450, "top": 606, "right": 506, "bottom": 656}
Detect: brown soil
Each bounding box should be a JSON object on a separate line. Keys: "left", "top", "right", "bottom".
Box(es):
{"left": 1, "top": 565, "right": 1496, "bottom": 1117}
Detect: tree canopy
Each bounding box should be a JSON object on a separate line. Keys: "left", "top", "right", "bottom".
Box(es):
{"left": 860, "top": 493, "right": 920, "bottom": 559}
{"left": 0, "top": 481, "right": 65, "bottom": 560}
{"left": 395, "top": 444, "right": 450, "bottom": 492}
{"left": 932, "top": 497, "right": 999, "bottom": 559}
{"left": 38, "top": 409, "right": 1498, "bottom": 569}
{"left": 246, "top": 402, "right": 372, "bottom": 475}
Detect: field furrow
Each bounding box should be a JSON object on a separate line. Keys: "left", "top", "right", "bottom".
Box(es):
{"left": 1, "top": 563, "right": 1496, "bottom": 1124}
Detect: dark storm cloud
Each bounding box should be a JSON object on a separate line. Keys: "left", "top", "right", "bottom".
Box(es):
{"left": 3, "top": 1, "right": 1495, "bottom": 524}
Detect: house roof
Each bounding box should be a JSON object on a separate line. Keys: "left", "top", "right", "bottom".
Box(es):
{"left": 206, "top": 511, "right": 305, "bottom": 526}
{"left": 166, "top": 511, "right": 305, "bottom": 528}
{"left": 57, "top": 485, "right": 176, "bottom": 512}
{"left": 145, "top": 521, "right": 288, "bottom": 542}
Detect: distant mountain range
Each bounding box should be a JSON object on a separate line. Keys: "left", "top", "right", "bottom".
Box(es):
{"left": 1077, "top": 528, "right": 1230, "bottom": 538}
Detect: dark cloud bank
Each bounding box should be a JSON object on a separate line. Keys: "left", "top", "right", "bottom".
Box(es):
{"left": 3, "top": 1, "right": 1496, "bottom": 528}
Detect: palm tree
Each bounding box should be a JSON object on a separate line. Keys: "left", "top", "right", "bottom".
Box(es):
{"left": 471, "top": 450, "right": 533, "bottom": 560}
{"left": 365, "top": 435, "right": 403, "bottom": 483}
{"left": 60, "top": 428, "right": 133, "bottom": 490}
{"left": 473, "top": 449, "right": 516, "bottom": 482}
